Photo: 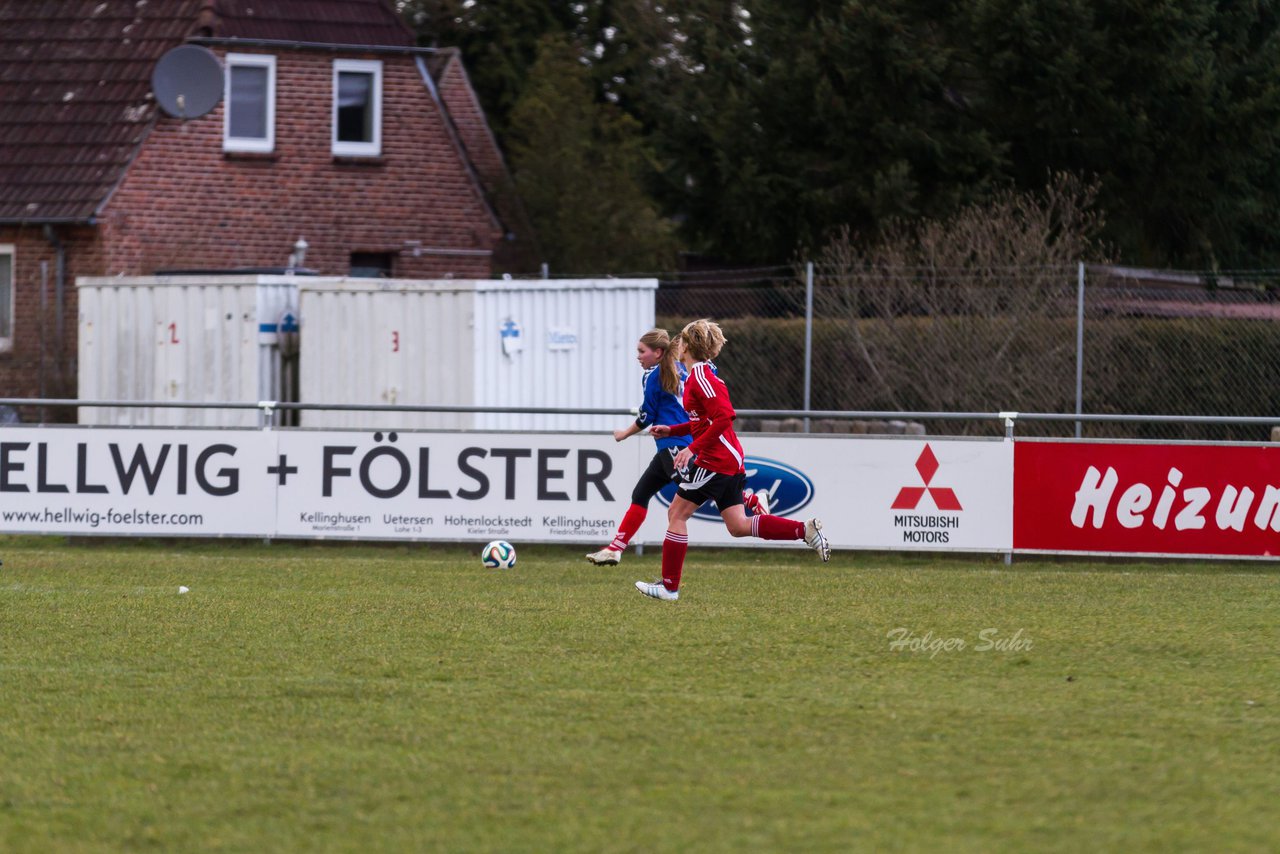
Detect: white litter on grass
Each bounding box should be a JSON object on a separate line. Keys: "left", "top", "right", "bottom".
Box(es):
{"left": 178, "top": 586, "right": 189, "bottom": 594}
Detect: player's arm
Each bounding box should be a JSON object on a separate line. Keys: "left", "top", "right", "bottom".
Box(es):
{"left": 649, "top": 422, "right": 691, "bottom": 438}
{"left": 619, "top": 370, "right": 663, "bottom": 441}
{"left": 612, "top": 422, "right": 643, "bottom": 442}
{"left": 635, "top": 369, "right": 663, "bottom": 430}
{"left": 688, "top": 413, "right": 731, "bottom": 457}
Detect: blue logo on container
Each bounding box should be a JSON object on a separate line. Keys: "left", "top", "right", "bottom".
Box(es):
{"left": 657, "top": 457, "right": 815, "bottom": 521}
{"left": 500, "top": 319, "right": 523, "bottom": 356}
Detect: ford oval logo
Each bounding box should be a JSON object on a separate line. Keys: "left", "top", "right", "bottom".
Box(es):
{"left": 657, "top": 457, "right": 815, "bottom": 521}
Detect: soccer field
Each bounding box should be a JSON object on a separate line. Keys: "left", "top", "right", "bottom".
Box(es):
{"left": 1, "top": 537, "right": 1277, "bottom": 852}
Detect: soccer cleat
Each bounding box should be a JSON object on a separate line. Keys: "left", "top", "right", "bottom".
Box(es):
{"left": 635, "top": 580, "right": 679, "bottom": 601}
{"left": 585, "top": 548, "right": 622, "bottom": 565}
{"left": 747, "top": 489, "right": 771, "bottom": 516}
{"left": 756, "top": 490, "right": 771, "bottom": 515}
{"left": 804, "top": 518, "right": 831, "bottom": 562}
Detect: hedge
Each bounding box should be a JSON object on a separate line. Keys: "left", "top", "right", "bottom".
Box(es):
{"left": 659, "top": 315, "right": 1280, "bottom": 440}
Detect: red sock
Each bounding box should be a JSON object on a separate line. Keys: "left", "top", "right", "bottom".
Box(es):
{"left": 609, "top": 504, "right": 647, "bottom": 551}
{"left": 661, "top": 530, "right": 688, "bottom": 591}
{"left": 751, "top": 515, "right": 805, "bottom": 541}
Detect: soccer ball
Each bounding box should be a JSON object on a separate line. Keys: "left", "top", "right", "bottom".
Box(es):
{"left": 481, "top": 540, "right": 517, "bottom": 569}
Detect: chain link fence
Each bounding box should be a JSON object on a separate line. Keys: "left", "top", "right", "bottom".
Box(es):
{"left": 656, "top": 263, "right": 1280, "bottom": 441}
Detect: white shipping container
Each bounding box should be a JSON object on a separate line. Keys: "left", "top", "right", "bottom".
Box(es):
{"left": 77, "top": 275, "right": 298, "bottom": 426}
{"left": 298, "top": 278, "right": 657, "bottom": 431}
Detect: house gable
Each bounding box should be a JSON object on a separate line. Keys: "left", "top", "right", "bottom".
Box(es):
{"left": 0, "top": 0, "right": 519, "bottom": 410}
{"left": 101, "top": 45, "right": 503, "bottom": 277}
{"left": 0, "top": 0, "right": 513, "bottom": 277}
{"left": 432, "top": 50, "right": 540, "bottom": 273}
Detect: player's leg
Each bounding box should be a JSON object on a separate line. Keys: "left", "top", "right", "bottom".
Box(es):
{"left": 717, "top": 475, "right": 753, "bottom": 537}
{"left": 722, "top": 503, "right": 753, "bottom": 537}
{"left": 587, "top": 450, "right": 674, "bottom": 565}
{"left": 745, "top": 510, "right": 830, "bottom": 561}
{"left": 721, "top": 473, "right": 830, "bottom": 561}
{"left": 636, "top": 493, "right": 697, "bottom": 600}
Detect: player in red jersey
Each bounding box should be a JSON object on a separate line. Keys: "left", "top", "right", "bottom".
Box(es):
{"left": 638, "top": 319, "right": 829, "bottom": 601}
{"left": 586, "top": 330, "right": 770, "bottom": 567}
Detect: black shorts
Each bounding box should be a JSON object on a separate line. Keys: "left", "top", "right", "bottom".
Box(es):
{"left": 632, "top": 448, "right": 681, "bottom": 506}
{"left": 675, "top": 466, "right": 745, "bottom": 511}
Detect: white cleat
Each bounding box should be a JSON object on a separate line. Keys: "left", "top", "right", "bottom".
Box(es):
{"left": 748, "top": 489, "right": 771, "bottom": 515}
{"left": 585, "top": 548, "right": 622, "bottom": 565}
{"left": 635, "top": 580, "right": 679, "bottom": 601}
{"left": 804, "top": 518, "right": 831, "bottom": 562}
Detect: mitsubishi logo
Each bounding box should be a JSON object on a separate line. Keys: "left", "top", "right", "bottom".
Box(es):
{"left": 892, "top": 444, "right": 962, "bottom": 511}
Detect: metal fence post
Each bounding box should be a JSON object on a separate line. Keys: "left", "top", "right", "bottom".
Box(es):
{"left": 803, "top": 260, "right": 814, "bottom": 433}
{"left": 1075, "top": 261, "right": 1085, "bottom": 438}
{"left": 39, "top": 260, "right": 48, "bottom": 423}
{"left": 1001, "top": 411, "right": 1018, "bottom": 440}
{"left": 1002, "top": 410, "right": 1018, "bottom": 566}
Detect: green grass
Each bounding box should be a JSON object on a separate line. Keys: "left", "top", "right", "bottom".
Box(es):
{"left": 1, "top": 537, "right": 1277, "bottom": 853}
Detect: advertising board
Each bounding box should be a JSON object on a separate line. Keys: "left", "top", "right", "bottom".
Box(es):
{"left": 0, "top": 428, "right": 277, "bottom": 537}
{"left": 0, "top": 429, "right": 1014, "bottom": 553}
{"left": 1014, "top": 440, "right": 1280, "bottom": 557}
{"left": 637, "top": 436, "right": 1013, "bottom": 551}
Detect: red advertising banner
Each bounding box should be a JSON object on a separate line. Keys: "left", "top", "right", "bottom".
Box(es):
{"left": 1014, "top": 441, "right": 1280, "bottom": 557}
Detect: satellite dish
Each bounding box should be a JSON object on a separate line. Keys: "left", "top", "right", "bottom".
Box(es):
{"left": 152, "top": 45, "right": 223, "bottom": 119}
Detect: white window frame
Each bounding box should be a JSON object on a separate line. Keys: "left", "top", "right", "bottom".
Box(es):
{"left": 223, "top": 53, "right": 276, "bottom": 153}
{"left": 0, "top": 244, "right": 13, "bottom": 352}
{"left": 332, "top": 59, "right": 383, "bottom": 157}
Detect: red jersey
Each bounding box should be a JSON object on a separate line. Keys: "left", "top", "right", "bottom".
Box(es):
{"left": 669, "top": 361, "right": 745, "bottom": 475}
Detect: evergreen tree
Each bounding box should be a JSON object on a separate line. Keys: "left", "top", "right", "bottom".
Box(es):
{"left": 402, "top": 0, "right": 584, "bottom": 139}
{"left": 966, "top": 0, "right": 1280, "bottom": 267}
{"left": 506, "top": 35, "right": 678, "bottom": 273}
{"left": 654, "top": 0, "right": 1008, "bottom": 262}
{"left": 404, "top": 0, "right": 1280, "bottom": 268}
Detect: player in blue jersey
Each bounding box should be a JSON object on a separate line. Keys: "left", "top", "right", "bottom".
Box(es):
{"left": 586, "top": 328, "right": 767, "bottom": 565}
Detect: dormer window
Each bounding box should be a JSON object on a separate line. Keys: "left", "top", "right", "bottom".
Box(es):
{"left": 223, "top": 53, "right": 276, "bottom": 153}
{"left": 333, "top": 59, "right": 382, "bottom": 157}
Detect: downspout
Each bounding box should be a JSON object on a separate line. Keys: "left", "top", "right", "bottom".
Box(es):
{"left": 39, "top": 260, "right": 48, "bottom": 420}
{"left": 41, "top": 225, "right": 66, "bottom": 390}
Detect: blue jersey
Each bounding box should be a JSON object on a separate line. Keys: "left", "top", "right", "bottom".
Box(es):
{"left": 635, "top": 364, "right": 693, "bottom": 450}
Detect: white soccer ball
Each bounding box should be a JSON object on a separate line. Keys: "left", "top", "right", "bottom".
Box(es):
{"left": 481, "top": 540, "right": 517, "bottom": 569}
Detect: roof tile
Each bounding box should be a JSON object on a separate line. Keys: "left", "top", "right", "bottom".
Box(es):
{"left": 212, "top": 0, "right": 414, "bottom": 45}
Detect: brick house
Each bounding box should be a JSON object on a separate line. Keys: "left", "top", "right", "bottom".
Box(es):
{"left": 0, "top": 0, "right": 533, "bottom": 408}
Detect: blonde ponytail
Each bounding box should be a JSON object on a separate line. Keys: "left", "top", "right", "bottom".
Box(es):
{"left": 639, "top": 328, "right": 680, "bottom": 395}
